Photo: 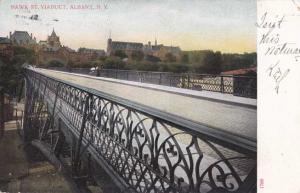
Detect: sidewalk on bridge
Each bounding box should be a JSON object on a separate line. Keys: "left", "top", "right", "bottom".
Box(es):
{"left": 36, "top": 68, "right": 257, "bottom": 138}
{"left": 45, "top": 68, "right": 257, "bottom": 108}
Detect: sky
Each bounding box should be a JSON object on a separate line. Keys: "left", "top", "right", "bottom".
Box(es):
{"left": 0, "top": 0, "right": 256, "bottom": 53}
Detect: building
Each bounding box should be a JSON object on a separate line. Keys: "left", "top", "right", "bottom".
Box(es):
{"left": 78, "top": 47, "right": 105, "bottom": 57}
{"left": 9, "top": 31, "right": 36, "bottom": 48}
{"left": 37, "top": 29, "right": 105, "bottom": 66}
{"left": 37, "top": 47, "right": 69, "bottom": 65}
{"left": 146, "top": 40, "right": 182, "bottom": 61}
{"left": 107, "top": 37, "right": 182, "bottom": 61}
{"left": 107, "top": 38, "right": 144, "bottom": 56}
{"left": 38, "top": 40, "right": 47, "bottom": 47}
{"left": 40, "top": 29, "right": 62, "bottom": 52}
{"left": 0, "top": 37, "right": 13, "bottom": 59}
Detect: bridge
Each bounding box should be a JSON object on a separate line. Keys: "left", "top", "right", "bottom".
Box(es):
{"left": 19, "top": 66, "right": 256, "bottom": 193}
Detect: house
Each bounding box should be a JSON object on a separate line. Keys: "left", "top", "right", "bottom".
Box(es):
{"left": 9, "top": 31, "right": 36, "bottom": 48}
{"left": 0, "top": 37, "right": 13, "bottom": 59}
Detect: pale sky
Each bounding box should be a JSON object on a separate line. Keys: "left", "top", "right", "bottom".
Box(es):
{"left": 0, "top": 0, "right": 256, "bottom": 53}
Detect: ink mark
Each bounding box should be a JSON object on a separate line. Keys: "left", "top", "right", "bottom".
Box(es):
{"left": 259, "top": 178, "right": 264, "bottom": 189}
{"left": 292, "top": 0, "right": 300, "bottom": 11}
{"left": 266, "top": 60, "right": 290, "bottom": 94}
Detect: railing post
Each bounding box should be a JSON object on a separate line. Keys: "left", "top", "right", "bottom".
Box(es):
{"left": 73, "top": 94, "right": 91, "bottom": 176}
{"left": 159, "top": 73, "right": 162, "bottom": 85}
{"left": 96, "top": 68, "right": 100, "bottom": 77}
{"left": 187, "top": 74, "right": 190, "bottom": 89}
{"left": 21, "top": 110, "right": 23, "bottom": 128}
{"left": 40, "top": 82, "right": 60, "bottom": 141}
{"left": 221, "top": 76, "right": 224, "bottom": 93}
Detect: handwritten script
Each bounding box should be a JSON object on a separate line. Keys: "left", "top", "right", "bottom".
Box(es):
{"left": 257, "top": 12, "right": 297, "bottom": 94}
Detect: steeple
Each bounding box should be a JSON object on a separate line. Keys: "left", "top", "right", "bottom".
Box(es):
{"left": 51, "top": 28, "right": 57, "bottom": 37}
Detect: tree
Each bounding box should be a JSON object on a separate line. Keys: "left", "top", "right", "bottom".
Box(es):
{"left": 114, "top": 50, "right": 127, "bottom": 59}
{"left": 0, "top": 58, "right": 23, "bottom": 138}
{"left": 46, "top": 59, "right": 65, "bottom": 67}
{"left": 66, "top": 60, "right": 74, "bottom": 69}
{"left": 180, "top": 53, "right": 189, "bottom": 63}
{"left": 13, "top": 46, "right": 36, "bottom": 64}
{"left": 167, "top": 63, "right": 189, "bottom": 73}
{"left": 0, "top": 46, "right": 36, "bottom": 138}
{"left": 145, "top": 55, "right": 161, "bottom": 63}
{"left": 103, "top": 57, "right": 125, "bottom": 69}
{"left": 165, "top": 53, "right": 176, "bottom": 63}
{"left": 131, "top": 51, "right": 144, "bottom": 61}
{"left": 194, "top": 51, "right": 222, "bottom": 74}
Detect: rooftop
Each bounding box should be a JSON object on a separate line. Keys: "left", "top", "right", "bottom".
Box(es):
{"left": 0, "top": 37, "right": 11, "bottom": 44}
{"left": 221, "top": 67, "right": 257, "bottom": 75}
{"left": 10, "top": 31, "right": 36, "bottom": 44}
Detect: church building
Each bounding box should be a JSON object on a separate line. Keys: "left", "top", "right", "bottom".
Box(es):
{"left": 40, "top": 29, "right": 62, "bottom": 52}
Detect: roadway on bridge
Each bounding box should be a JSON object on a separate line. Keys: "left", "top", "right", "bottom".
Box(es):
{"left": 35, "top": 68, "right": 257, "bottom": 139}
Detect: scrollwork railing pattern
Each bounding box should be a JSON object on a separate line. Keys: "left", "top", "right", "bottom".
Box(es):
{"left": 25, "top": 68, "right": 256, "bottom": 193}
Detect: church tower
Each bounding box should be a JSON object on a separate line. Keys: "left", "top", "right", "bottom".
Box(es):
{"left": 107, "top": 30, "right": 113, "bottom": 56}
{"left": 47, "top": 28, "right": 61, "bottom": 51}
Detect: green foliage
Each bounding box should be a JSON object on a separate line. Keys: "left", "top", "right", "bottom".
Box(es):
{"left": 66, "top": 60, "right": 74, "bottom": 69}
{"left": 0, "top": 58, "right": 24, "bottom": 95}
{"left": 183, "top": 50, "right": 210, "bottom": 64}
{"left": 167, "top": 63, "right": 189, "bottom": 73}
{"left": 0, "top": 46, "right": 36, "bottom": 133}
{"left": 0, "top": 46, "right": 37, "bottom": 94}
{"left": 131, "top": 51, "right": 144, "bottom": 61}
{"left": 136, "top": 62, "right": 159, "bottom": 71}
{"left": 196, "top": 51, "right": 222, "bottom": 74}
{"left": 57, "top": 50, "right": 256, "bottom": 74}
{"left": 145, "top": 55, "right": 161, "bottom": 63}
{"left": 222, "top": 52, "right": 257, "bottom": 71}
{"left": 46, "top": 59, "right": 65, "bottom": 67}
{"left": 124, "top": 61, "right": 158, "bottom": 71}
{"left": 180, "top": 53, "right": 189, "bottom": 63}
{"left": 72, "top": 62, "right": 94, "bottom": 68}
{"left": 114, "top": 50, "right": 127, "bottom": 59}
{"left": 164, "top": 53, "right": 176, "bottom": 63}
{"left": 12, "top": 46, "right": 36, "bottom": 64}
{"left": 103, "top": 57, "right": 125, "bottom": 69}
{"left": 91, "top": 60, "right": 102, "bottom": 68}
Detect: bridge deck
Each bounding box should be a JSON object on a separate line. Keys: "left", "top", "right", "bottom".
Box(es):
{"left": 35, "top": 68, "right": 257, "bottom": 139}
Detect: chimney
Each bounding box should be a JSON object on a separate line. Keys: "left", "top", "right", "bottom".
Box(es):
{"left": 31, "top": 33, "right": 33, "bottom": 38}
{"left": 9, "top": 32, "right": 12, "bottom": 39}
{"left": 148, "top": 41, "right": 151, "bottom": 46}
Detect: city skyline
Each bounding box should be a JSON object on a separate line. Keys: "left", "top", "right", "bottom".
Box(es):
{"left": 0, "top": 0, "right": 256, "bottom": 53}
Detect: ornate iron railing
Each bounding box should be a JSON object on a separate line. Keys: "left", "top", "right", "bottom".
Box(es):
{"left": 23, "top": 67, "right": 257, "bottom": 193}
{"left": 48, "top": 67, "right": 257, "bottom": 99}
